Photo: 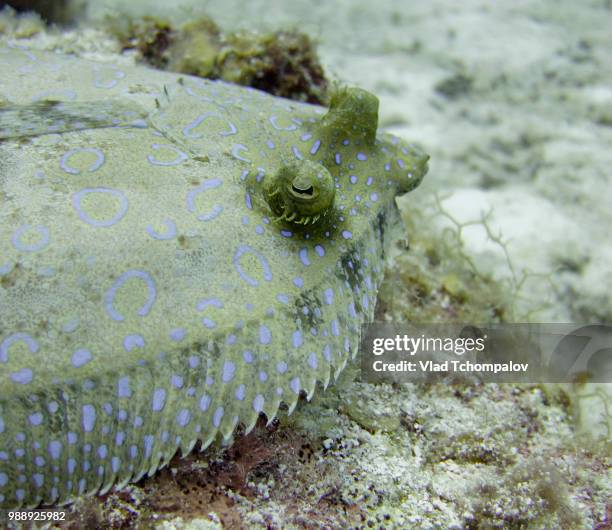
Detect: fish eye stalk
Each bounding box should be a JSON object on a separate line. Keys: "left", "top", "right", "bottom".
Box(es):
{"left": 265, "top": 160, "right": 335, "bottom": 225}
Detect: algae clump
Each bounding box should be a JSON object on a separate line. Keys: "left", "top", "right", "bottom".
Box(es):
{"left": 112, "top": 15, "right": 329, "bottom": 104}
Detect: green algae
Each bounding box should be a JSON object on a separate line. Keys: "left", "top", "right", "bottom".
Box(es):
{"left": 111, "top": 15, "right": 329, "bottom": 104}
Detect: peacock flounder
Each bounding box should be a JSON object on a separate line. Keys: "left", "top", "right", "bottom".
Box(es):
{"left": 0, "top": 45, "right": 428, "bottom": 508}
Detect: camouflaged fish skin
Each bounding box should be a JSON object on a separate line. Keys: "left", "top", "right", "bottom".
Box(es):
{"left": 0, "top": 45, "right": 428, "bottom": 508}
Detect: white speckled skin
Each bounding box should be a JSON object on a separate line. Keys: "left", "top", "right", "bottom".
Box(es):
{"left": 0, "top": 45, "right": 428, "bottom": 508}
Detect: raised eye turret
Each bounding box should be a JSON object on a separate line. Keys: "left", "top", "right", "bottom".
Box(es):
{"left": 264, "top": 160, "right": 335, "bottom": 225}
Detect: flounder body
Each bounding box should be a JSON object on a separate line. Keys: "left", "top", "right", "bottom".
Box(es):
{"left": 0, "top": 45, "right": 428, "bottom": 508}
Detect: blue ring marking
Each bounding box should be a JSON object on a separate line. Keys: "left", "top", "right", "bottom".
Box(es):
{"left": 11, "top": 224, "right": 50, "bottom": 252}
{"left": 93, "top": 67, "right": 125, "bottom": 89}
{"left": 146, "top": 219, "right": 177, "bottom": 240}
{"left": 269, "top": 115, "right": 297, "bottom": 131}
{"left": 183, "top": 80, "right": 215, "bottom": 101}
{"left": 220, "top": 121, "right": 237, "bottom": 136}
{"left": 60, "top": 147, "right": 105, "bottom": 175}
{"left": 335, "top": 153, "right": 341, "bottom": 165}
{"left": 233, "top": 245, "right": 273, "bottom": 286}
{"left": 342, "top": 230, "right": 353, "bottom": 239}
{"left": 186, "top": 178, "right": 224, "bottom": 222}
{"left": 147, "top": 144, "right": 188, "bottom": 166}
{"left": 182, "top": 112, "right": 218, "bottom": 138}
{"left": 199, "top": 205, "right": 223, "bottom": 222}
{"left": 104, "top": 269, "right": 157, "bottom": 322}
{"left": 72, "top": 187, "right": 128, "bottom": 228}
{"left": 290, "top": 377, "right": 301, "bottom": 394}
{"left": 1, "top": 332, "right": 39, "bottom": 363}
{"left": 196, "top": 298, "right": 223, "bottom": 311}
{"left": 231, "top": 144, "right": 250, "bottom": 162}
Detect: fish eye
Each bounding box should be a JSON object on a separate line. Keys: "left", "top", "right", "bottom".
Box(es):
{"left": 291, "top": 182, "right": 315, "bottom": 197}
{"left": 265, "top": 161, "right": 335, "bottom": 225}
